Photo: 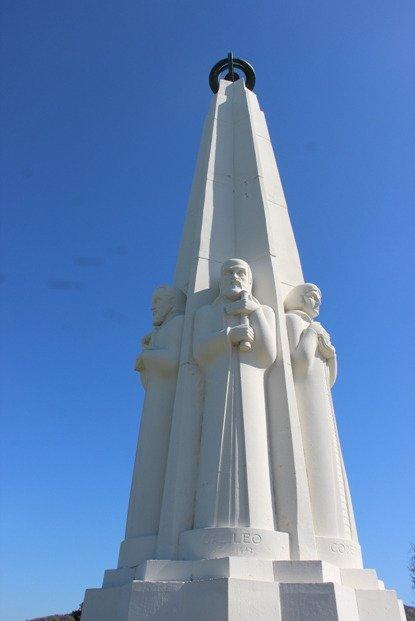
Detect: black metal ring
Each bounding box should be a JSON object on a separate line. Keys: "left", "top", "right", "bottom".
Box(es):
{"left": 209, "top": 57, "right": 256, "bottom": 94}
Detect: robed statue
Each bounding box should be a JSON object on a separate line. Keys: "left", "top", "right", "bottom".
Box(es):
{"left": 119, "top": 285, "right": 186, "bottom": 566}
{"left": 285, "top": 283, "right": 355, "bottom": 543}
{"left": 192, "top": 259, "right": 277, "bottom": 531}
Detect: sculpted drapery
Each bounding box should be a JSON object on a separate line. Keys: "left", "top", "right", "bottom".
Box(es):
{"left": 120, "top": 285, "right": 185, "bottom": 567}
{"left": 285, "top": 283, "right": 355, "bottom": 543}
{"left": 192, "top": 258, "right": 277, "bottom": 531}
{"left": 122, "top": 273, "right": 357, "bottom": 566}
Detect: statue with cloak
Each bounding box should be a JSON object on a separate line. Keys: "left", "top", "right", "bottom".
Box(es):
{"left": 192, "top": 258, "right": 277, "bottom": 533}
{"left": 117, "top": 285, "right": 186, "bottom": 568}
{"left": 284, "top": 283, "right": 359, "bottom": 563}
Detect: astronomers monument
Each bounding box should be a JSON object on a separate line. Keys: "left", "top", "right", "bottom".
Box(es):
{"left": 81, "top": 55, "right": 405, "bottom": 620}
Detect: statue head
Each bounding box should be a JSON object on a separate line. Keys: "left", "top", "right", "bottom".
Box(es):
{"left": 151, "top": 285, "right": 186, "bottom": 326}
{"left": 219, "top": 258, "right": 252, "bottom": 301}
{"left": 284, "top": 283, "right": 322, "bottom": 319}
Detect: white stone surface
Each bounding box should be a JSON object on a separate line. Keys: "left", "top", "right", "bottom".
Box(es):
{"left": 285, "top": 283, "right": 359, "bottom": 554}
{"left": 340, "top": 568, "right": 380, "bottom": 590}
{"left": 118, "top": 286, "right": 185, "bottom": 567}
{"left": 82, "top": 586, "right": 122, "bottom": 621}
{"left": 82, "top": 572, "right": 406, "bottom": 621}
{"left": 273, "top": 560, "right": 341, "bottom": 584}
{"left": 279, "top": 582, "right": 360, "bottom": 620}
{"left": 316, "top": 536, "right": 363, "bottom": 569}
{"left": 81, "top": 78, "right": 405, "bottom": 620}
{"left": 157, "top": 77, "right": 314, "bottom": 565}
{"left": 192, "top": 259, "right": 277, "bottom": 532}
{"left": 134, "top": 556, "right": 276, "bottom": 582}
{"left": 103, "top": 566, "right": 135, "bottom": 589}
{"left": 117, "top": 534, "right": 157, "bottom": 568}
{"left": 355, "top": 589, "right": 406, "bottom": 620}
{"left": 179, "top": 526, "right": 289, "bottom": 561}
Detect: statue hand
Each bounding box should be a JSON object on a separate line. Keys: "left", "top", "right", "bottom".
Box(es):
{"left": 226, "top": 296, "right": 259, "bottom": 316}
{"left": 141, "top": 332, "right": 152, "bottom": 348}
{"left": 229, "top": 324, "right": 254, "bottom": 345}
{"left": 311, "top": 322, "right": 336, "bottom": 359}
{"left": 135, "top": 354, "right": 145, "bottom": 372}
{"left": 318, "top": 337, "right": 336, "bottom": 359}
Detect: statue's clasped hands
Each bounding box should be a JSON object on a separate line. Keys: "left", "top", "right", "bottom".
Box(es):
{"left": 225, "top": 296, "right": 259, "bottom": 316}
{"left": 229, "top": 324, "right": 255, "bottom": 346}
{"left": 310, "top": 321, "right": 336, "bottom": 359}
{"left": 226, "top": 293, "right": 258, "bottom": 349}
{"left": 135, "top": 333, "right": 153, "bottom": 372}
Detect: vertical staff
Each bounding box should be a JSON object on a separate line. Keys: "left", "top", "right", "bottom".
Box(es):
{"left": 239, "top": 291, "right": 252, "bottom": 352}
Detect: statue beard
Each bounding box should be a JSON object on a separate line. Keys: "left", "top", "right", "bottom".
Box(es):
{"left": 222, "top": 283, "right": 245, "bottom": 301}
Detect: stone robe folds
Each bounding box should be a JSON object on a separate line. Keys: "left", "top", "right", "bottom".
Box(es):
{"left": 119, "top": 313, "right": 184, "bottom": 568}
{"left": 193, "top": 296, "right": 276, "bottom": 531}
{"left": 286, "top": 310, "right": 355, "bottom": 543}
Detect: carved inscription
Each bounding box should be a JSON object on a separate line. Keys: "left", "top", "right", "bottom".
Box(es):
{"left": 330, "top": 542, "right": 358, "bottom": 556}
{"left": 201, "top": 531, "right": 262, "bottom": 547}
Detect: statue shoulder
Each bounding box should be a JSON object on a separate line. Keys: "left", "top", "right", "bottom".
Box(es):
{"left": 159, "top": 313, "right": 185, "bottom": 339}
{"left": 259, "top": 304, "right": 275, "bottom": 322}
{"left": 285, "top": 312, "right": 307, "bottom": 338}
{"left": 285, "top": 311, "right": 304, "bottom": 326}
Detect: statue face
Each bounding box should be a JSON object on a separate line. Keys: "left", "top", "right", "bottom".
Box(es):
{"left": 220, "top": 259, "right": 252, "bottom": 301}
{"left": 302, "top": 287, "right": 321, "bottom": 318}
{"left": 151, "top": 288, "right": 173, "bottom": 326}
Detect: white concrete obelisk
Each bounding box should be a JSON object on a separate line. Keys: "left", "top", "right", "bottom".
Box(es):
{"left": 81, "top": 58, "right": 406, "bottom": 621}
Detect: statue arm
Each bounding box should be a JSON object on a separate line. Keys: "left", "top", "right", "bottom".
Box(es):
{"left": 327, "top": 355, "right": 337, "bottom": 387}
{"left": 286, "top": 314, "right": 337, "bottom": 383}
{"left": 136, "top": 317, "right": 183, "bottom": 378}
{"left": 193, "top": 309, "right": 230, "bottom": 364}
{"left": 139, "top": 347, "right": 179, "bottom": 375}
{"left": 251, "top": 305, "right": 277, "bottom": 367}
{"left": 286, "top": 312, "right": 318, "bottom": 371}
{"left": 312, "top": 321, "right": 337, "bottom": 386}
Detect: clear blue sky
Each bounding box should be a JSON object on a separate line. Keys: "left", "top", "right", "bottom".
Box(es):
{"left": 1, "top": 1, "right": 414, "bottom": 619}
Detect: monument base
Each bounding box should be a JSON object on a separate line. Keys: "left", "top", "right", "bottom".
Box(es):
{"left": 81, "top": 558, "right": 406, "bottom": 620}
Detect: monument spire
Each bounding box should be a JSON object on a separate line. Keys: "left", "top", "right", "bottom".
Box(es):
{"left": 81, "top": 56, "right": 406, "bottom": 621}
{"left": 162, "top": 64, "right": 314, "bottom": 565}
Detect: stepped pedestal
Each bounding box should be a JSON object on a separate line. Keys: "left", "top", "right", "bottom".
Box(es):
{"left": 83, "top": 556, "right": 405, "bottom": 620}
